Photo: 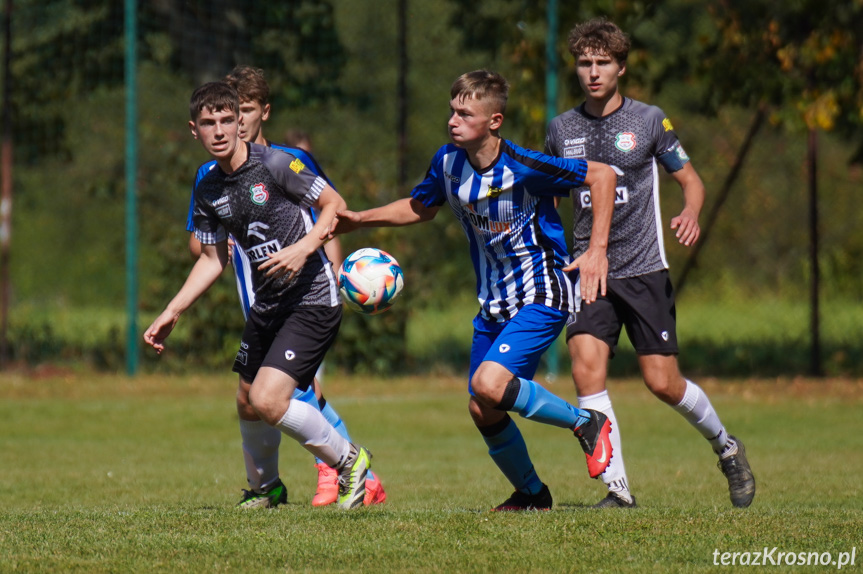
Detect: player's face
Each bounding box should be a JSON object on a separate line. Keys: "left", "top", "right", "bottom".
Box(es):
{"left": 189, "top": 107, "right": 241, "bottom": 161}
{"left": 237, "top": 99, "right": 271, "bottom": 144}
{"left": 575, "top": 50, "right": 624, "bottom": 101}
{"left": 447, "top": 96, "right": 500, "bottom": 148}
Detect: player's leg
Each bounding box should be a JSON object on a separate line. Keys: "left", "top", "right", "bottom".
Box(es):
{"left": 308, "top": 381, "right": 386, "bottom": 506}
{"left": 235, "top": 378, "right": 286, "bottom": 508}
{"left": 238, "top": 306, "right": 370, "bottom": 510}
{"left": 630, "top": 271, "right": 755, "bottom": 508}
{"left": 470, "top": 305, "right": 613, "bottom": 492}
{"left": 569, "top": 336, "right": 635, "bottom": 508}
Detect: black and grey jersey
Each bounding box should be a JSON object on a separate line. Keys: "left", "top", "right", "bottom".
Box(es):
{"left": 545, "top": 97, "right": 690, "bottom": 278}
{"left": 192, "top": 142, "right": 340, "bottom": 316}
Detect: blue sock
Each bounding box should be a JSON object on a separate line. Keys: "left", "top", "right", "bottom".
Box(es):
{"left": 481, "top": 416, "right": 543, "bottom": 495}
{"left": 320, "top": 399, "right": 352, "bottom": 442}
{"left": 512, "top": 377, "right": 590, "bottom": 429}
{"left": 320, "top": 398, "right": 377, "bottom": 480}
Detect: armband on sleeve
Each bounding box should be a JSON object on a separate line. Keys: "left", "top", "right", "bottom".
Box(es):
{"left": 656, "top": 141, "right": 690, "bottom": 173}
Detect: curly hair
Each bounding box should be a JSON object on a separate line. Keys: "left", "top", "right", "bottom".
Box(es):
{"left": 567, "top": 18, "right": 630, "bottom": 63}
{"left": 224, "top": 65, "right": 269, "bottom": 105}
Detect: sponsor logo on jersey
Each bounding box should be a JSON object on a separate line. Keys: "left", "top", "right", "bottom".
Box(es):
{"left": 662, "top": 118, "right": 674, "bottom": 132}
{"left": 247, "top": 221, "right": 270, "bottom": 241}
{"left": 579, "top": 186, "right": 629, "bottom": 209}
{"left": 235, "top": 349, "right": 248, "bottom": 365}
{"left": 564, "top": 145, "right": 585, "bottom": 158}
{"left": 565, "top": 137, "right": 586, "bottom": 145}
{"left": 445, "top": 172, "right": 461, "bottom": 183}
{"left": 487, "top": 185, "right": 503, "bottom": 198}
{"left": 465, "top": 204, "right": 511, "bottom": 234}
{"left": 246, "top": 239, "right": 282, "bottom": 263}
{"left": 675, "top": 143, "right": 689, "bottom": 162}
{"left": 212, "top": 196, "right": 232, "bottom": 218}
{"left": 290, "top": 158, "right": 306, "bottom": 174}
{"left": 250, "top": 183, "right": 269, "bottom": 205}
{"left": 614, "top": 132, "right": 637, "bottom": 152}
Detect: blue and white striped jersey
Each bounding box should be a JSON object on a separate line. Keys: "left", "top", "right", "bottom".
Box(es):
{"left": 411, "top": 139, "right": 588, "bottom": 323}
{"left": 185, "top": 143, "right": 337, "bottom": 318}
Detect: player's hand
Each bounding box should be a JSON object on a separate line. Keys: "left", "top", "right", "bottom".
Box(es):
{"left": 331, "top": 210, "right": 362, "bottom": 236}
{"left": 563, "top": 248, "right": 608, "bottom": 304}
{"left": 258, "top": 244, "right": 308, "bottom": 280}
{"left": 671, "top": 208, "right": 700, "bottom": 246}
{"left": 143, "top": 311, "right": 180, "bottom": 354}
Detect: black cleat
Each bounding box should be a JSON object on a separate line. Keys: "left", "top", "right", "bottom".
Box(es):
{"left": 718, "top": 435, "right": 756, "bottom": 508}
{"left": 491, "top": 483, "right": 553, "bottom": 512}
{"left": 593, "top": 492, "right": 637, "bottom": 509}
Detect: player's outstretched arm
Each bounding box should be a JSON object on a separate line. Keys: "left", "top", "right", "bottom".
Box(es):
{"left": 331, "top": 197, "right": 439, "bottom": 236}
{"left": 565, "top": 160, "right": 616, "bottom": 303}
{"left": 669, "top": 162, "right": 705, "bottom": 247}
{"left": 144, "top": 241, "right": 228, "bottom": 354}
{"left": 261, "top": 184, "right": 346, "bottom": 279}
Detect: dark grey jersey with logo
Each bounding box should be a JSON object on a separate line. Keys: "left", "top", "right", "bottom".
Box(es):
{"left": 545, "top": 98, "right": 690, "bottom": 278}
{"left": 192, "top": 142, "right": 340, "bottom": 315}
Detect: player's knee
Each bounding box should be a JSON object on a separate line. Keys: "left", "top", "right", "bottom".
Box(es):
{"left": 644, "top": 375, "right": 682, "bottom": 405}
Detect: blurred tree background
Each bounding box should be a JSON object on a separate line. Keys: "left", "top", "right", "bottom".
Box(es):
{"left": 1, "top": 0, "right": 861, "bottom": 377}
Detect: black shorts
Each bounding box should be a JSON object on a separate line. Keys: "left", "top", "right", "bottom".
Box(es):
{"left": 233, "top": 305, "right": 342, "bottom": 389}
{"left": 565, "top": 270, "right": 678, "bottom": 356}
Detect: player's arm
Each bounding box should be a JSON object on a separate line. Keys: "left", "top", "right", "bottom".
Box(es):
{"left": 144, "top": 240, "right": 229, "bottom": 353}
{"left": 259, "top": 184, "right": 346, "bottom": 279}
{"left": 564, "top": 160, "right": 616, "bottom": 303}
{"left": 331, "top": 197, "right": 439, "bottom": 236}
{"left": 669, "top": 162, "right": 705, "bottom": 247}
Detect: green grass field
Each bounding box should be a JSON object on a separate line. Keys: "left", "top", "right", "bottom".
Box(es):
{"left": 1, "top": 372, "right": 861, "bottom": 573}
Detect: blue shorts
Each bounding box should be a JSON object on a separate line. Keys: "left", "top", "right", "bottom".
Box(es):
{"left": 468, "top": 304, "right": 568, "bottom": 394}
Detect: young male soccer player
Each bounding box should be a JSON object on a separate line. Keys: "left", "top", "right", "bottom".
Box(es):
{"left": 332, "top": 70, "right": 618, "bottom": 510}
{"left": 145, "top": 81, "right": 370, "bottom": 510}
{"left": 186, "top": 67, "right": 384, "bottom": 508}
{"left": 545, "top": 18, "right": 755, "bottom": 508}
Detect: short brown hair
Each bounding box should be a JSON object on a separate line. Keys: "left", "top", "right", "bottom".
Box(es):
{"left": 568, "top": 18, "right": 630, "bottom": 63}
{"left": 224, "top": 65, "right": 269, "bottom": 105}
{"left": 189, "top": 82, "right": 238, "bottom": 121}
{"left": 450, "top": 70, "right": 508, "bottom": 115}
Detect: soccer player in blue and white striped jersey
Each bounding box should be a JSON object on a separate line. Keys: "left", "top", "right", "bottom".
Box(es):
{"left": 332, "top": 70, "right": 618, "bottom": 510}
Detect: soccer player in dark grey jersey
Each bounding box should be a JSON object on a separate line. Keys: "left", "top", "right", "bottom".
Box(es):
{"left": 144, "top": 82, "right": 371, "bottom": 510}
{"left": 545, "top": 18, "right": 755, "bottom": 508}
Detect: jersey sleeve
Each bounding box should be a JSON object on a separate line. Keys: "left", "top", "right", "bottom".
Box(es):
{"left": 262, "top": 147, "right": 329, "bottom": 209}
{"left": 506, "top": 141, "right": 588, "bottom": 197}
{"left": 191, "top": 189, "right": 227, "bottom": 246}
{"left": 410, "top": 148, "right": 448, "bottom": 207}
{"left": 648, "top": 106, "right": 690, "bottom": 173}
{"left": 186, "top": 162, "right": 215, "bottom": 232}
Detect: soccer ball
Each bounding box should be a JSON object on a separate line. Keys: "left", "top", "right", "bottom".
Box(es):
{"left": 338, "top": 248, "right": 405, "bottom": 315}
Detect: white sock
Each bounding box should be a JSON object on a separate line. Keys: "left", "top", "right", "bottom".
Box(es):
{"left": 275, "top": 399, "right": 351, "bottom": 469}
{"left": 239, "top": 419, "right": 281, "bottom": 492}
{"left": 578, "top": 390, "right": 632, "bottom": 503}
{"left": 672, "top": 379, "right": 729, "bottom": 453}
